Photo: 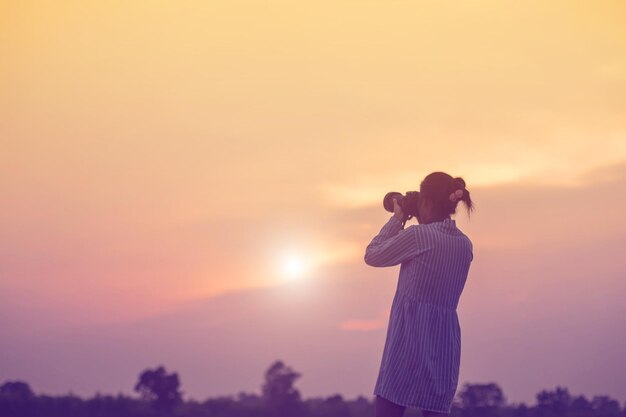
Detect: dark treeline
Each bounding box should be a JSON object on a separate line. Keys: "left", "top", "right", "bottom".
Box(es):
{"left": 1, "top": 360, "right": 624, "bottom": 417}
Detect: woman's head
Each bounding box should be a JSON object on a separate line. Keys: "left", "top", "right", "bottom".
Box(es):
{"left": 418, "top": 172, "right": 473, "bottom": 222}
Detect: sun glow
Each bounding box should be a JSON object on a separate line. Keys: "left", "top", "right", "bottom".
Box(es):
{"left": 280, "top": 255, "right": 308, "bottom": 280}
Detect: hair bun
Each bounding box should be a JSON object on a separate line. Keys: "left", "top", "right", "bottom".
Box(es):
{"left": 454, "top": 177, "right": 466, "bottom": 189}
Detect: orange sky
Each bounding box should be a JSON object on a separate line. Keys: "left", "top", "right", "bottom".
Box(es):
{"left": 1, "top": 0, "right": 626, "bottom": 404}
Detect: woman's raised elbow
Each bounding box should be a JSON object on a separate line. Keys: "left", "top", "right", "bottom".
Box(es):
{"left": 364, "top": 251, "right": 382, "bottom": 267}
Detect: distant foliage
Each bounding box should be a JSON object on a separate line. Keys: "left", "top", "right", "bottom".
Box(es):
{"left": 0, "top": 381, "right": 34, "bottom": 399}
{"left": 262, "top": 360, "right": 305, "bottom": 417}
{"left": 0, "top": 364, "right": 624, "bottom": 417}
{"left": 456, "top": 382, "right": 506, "bottom": 417}
{"left": 134, "top": 365, "right": 183, "bottom": 414}
{"left": 536, "top": 386, "right": 571, "bottom": 417}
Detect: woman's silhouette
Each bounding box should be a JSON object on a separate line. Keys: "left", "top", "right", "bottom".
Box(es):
{"left": 364, "top": 172, "right": 474, "bottom": 417}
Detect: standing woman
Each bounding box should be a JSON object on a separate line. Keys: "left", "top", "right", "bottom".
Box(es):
{"left": 364, "top": 172, "right": 474, "bottom": 417}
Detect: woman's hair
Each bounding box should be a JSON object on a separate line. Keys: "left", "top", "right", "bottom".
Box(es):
{"left": 419, "top": 172, "right": 474, "bottom": 218}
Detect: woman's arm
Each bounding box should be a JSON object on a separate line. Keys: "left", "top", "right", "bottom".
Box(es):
{"left": 364, "top": 215, "right": 417, "bottom": 267}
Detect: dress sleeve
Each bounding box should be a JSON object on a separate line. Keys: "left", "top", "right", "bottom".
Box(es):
{"left": 364, "top": 215, "right": 417, "bottom": 267}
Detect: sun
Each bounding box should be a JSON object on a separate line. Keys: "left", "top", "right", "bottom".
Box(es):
{"left": 280, "top": 255, "right": 308, "bottom": 280}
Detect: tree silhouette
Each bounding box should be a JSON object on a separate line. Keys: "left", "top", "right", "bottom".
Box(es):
{"left": 537, "top": 386, "right": 571, "bottom": 417}
{"left": 456, "top": 382, "right": 505, "bottom": 417}
{"left": 309, "top": 394, "right": 351, "bottom": 417}
{"left": 591, "top": 395, "right": 621, "bottom": 417}
{"left": 1, "top": 373, "right": 625, "bottom": 417}
{"left": 134, "top": 365, "right": 182, "bottom": 414}
{"left": 570, "top": 394, "right": 594, "bottom": 417}
{"left": 262, "top": 360, "right": 304, "bottom": 417}
{"left": 0, "top": 381, "right": 34, "bottom": 399}
{"left": 0, "top": 381, "right": 35, "bottom": 417}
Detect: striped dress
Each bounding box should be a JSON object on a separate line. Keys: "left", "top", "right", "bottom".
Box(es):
{"left": 364, "top": 215, "right": 473, "bottom": 414}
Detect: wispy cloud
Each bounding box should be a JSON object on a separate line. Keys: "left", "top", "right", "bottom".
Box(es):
{"left": 339, "top": 318, "right": 386, "bottom": 332}
{"left": 339, "top": 310, "right": 390, "bottom": 332}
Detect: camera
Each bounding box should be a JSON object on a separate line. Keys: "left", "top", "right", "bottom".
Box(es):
{"left": 383, "top": 191, "right": 421, "bottom": 223}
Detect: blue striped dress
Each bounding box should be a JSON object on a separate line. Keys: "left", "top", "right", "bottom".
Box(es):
{"left": 364, "top": 215, "right": 473, "bottom": 414}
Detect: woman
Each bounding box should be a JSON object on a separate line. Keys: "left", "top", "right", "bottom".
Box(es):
{"left": 364, "top": 172, "right": 474, "bottom": 417}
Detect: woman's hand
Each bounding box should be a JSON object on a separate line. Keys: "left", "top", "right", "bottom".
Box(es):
{"left": 393, "top": 198, "right": 405, "bottom": 222}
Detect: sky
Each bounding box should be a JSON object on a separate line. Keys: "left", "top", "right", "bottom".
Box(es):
{"left": 1, "top": 0, "right": 626, "bottom": 406}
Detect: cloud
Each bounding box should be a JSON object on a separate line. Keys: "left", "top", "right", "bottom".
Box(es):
{"left": 339, "top": 311, "right": 388, "bottom": 332}
{"left": 339, "top": 319, "right": 385, "bottom": 332}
